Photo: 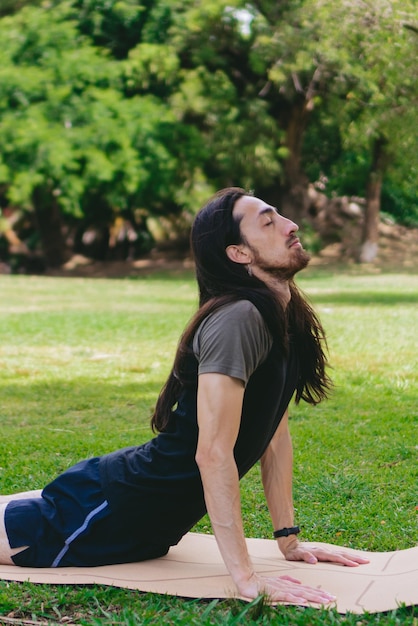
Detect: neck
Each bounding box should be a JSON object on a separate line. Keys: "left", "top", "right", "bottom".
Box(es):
{"left": 252, "top": 268, "right": 292, "bottom": 305}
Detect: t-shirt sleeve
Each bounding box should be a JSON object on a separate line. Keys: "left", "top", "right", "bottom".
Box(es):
{"left": 192, "top": 300, "right": 272, "bottom": 384}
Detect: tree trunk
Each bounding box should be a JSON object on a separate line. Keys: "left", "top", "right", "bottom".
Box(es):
{"left": 33, "top": 186, "right": 71, "bottom": 268}
{"left": 283, "top": 101, "right": 308, "bottom": 188}
{"left": 359, "top": 137, "right": 388, "bottom": 263}
{"left": 261, "top": 97, "right": 311, "bottom": 221}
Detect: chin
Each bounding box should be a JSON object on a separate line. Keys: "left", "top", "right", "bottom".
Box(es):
{"left": 291, "top": 248, "right": 311, "bottom": 274}
{"left": 284, "top": 249, "right": 311, "bottom": 279}
{"left": 254, "top": 247, "right": 311, "bottom": 281}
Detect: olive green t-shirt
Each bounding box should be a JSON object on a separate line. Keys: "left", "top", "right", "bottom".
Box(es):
{"left": 192, "top": 300, "right": 273, "bottom": 385}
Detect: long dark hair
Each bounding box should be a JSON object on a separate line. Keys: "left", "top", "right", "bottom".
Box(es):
{"left": 151, "top": 187, "right": 332, "bottom": 432}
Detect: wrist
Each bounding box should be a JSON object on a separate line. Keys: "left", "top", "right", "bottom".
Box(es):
{"left": 273, "top": 526, "right": 300, "bottom": 556}
{"left": 273, "top": 525, "right": 300, "bottom": 539}
{"left": 232, "top": 566, "right": 256, "bottom": 587}
{"left": 277, "top": 533, "right": 299, "bottom": 547}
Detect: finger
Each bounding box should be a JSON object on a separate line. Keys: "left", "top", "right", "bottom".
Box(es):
{"left": 310, "top": 548, "right": 369, "bottom": 567}
{"left": 269, "top": 585, "right": 336, "bottom": 605}
{"left": 334, "top": 555, "right": 369, "bottom": 567}
{"left": 335, "top": 555, "right": 362, "bottom": 567}
{"left": 348, "top": 554, "right": 370, "bottom": 564}
{"left": 278, "top": 575, "right": 302, "bottom": 584}
{"left": 288, "top": 548, "right": 318, "bottom": 564}
{"left": 302, "top": 550, "right": 318, "bottom": 565}
{"left": 284, "top": 548, "right": 318, "bottom": 564}
{"left": 263, "top": 577, "right": 336, "bottom": 605}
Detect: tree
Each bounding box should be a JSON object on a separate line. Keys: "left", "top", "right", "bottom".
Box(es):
{"left": 0, "top": 0, "right": 43, "bottom": 18}
{"left": 321, "top": 0, "right": 418, "bottom": 261}
{"left": 161, "top": 0, "right": 418, "bottom": 241}
{"left": 0, "top": 0, "right": 416, "bottom": 269}
{"left": 72, "top": 0, "right": 156, "bottom": 59}
{"left": 0, "top": 1, "right": 205, "bottom": 266}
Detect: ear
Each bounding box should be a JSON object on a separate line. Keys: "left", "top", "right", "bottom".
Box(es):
{"left": 226, "top": 244, "right": 252, "bottom": 265}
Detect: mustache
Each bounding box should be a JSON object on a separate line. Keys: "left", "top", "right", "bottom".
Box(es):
{"left": 287, "top": 235, "right": 300, "bottom": 247}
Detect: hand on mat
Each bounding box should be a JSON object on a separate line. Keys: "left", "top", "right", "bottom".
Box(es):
{"left": 237, "top": 572, "right": 336, "bottom": 605}
{"left": 283, "top": 542, "right": 370, "bottom": 567}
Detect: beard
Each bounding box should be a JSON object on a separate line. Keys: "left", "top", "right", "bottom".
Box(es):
{"left": 251, "top": 245, "right": 311, "bottom": 281}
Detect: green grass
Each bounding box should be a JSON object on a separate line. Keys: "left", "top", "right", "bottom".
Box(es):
{"left": 0, "top": 268, "right": 417, "bottom": 625}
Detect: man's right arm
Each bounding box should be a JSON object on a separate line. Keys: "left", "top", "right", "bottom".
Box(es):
{"left": 195, "top": 373, "right": 254, "bottom": 590}
{"left": 195, "top": 372, "right": 338, "bottom": 604}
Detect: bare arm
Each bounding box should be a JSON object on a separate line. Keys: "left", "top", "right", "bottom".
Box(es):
{"left": 195, "top": 374, "right": 338, "bottom": 604}
{"left": 261, "top": 410, "right": 297, "bottom": 557}
{"left": 261, "top": 410, "right": 369, "bottom": 567}
{"left": 195, "top": 373, "right": 252, "bottom": 587}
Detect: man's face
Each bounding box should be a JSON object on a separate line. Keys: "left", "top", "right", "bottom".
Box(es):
{"left": 232, "top": 195, "right": 310, "bottom": 280}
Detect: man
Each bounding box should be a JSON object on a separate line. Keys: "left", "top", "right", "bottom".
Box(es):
{"left": 0, "top": 188, "right": 368, "bottom": 605}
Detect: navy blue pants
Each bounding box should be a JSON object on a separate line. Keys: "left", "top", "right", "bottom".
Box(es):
{"left": 5, "top": 457, "right": 169, "bottom": 567}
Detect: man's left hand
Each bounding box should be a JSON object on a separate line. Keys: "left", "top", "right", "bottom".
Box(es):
{"left": 283, "top": 541, "right": 370, "bottom": 567}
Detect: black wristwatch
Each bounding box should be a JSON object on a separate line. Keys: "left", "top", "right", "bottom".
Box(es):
{"left": 273, "top": 526, "right": 300, "bottom": 539}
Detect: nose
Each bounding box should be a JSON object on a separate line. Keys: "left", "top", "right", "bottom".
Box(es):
{"left": 281, "top": 216, "right": 299, "bottom": 235}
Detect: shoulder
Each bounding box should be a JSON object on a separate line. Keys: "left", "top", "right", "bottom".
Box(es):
{"left": 193, "top": 300, "right": 272, "bottom": 384}
{"left": 195, "top": 300, "right": 268, "bottom": 341}
{"left": 209, "top": 299, "right": 265, "bottom": 322}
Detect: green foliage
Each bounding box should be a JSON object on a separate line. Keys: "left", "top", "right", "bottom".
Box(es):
{"left": 297, "top": 0, "right": 418, "bottom": 222}
{"left": 125, "top": 42, "right": 180, "bottom": 94}
{"left": 381, "top": 166, "right": 418, "bottom": 227}
{"left": 0, "top": 0, "right": 207, "bottom": 262}
{"left": 164, "top": 0, "right": 417, "bottom": 219}
{"left": 0, "top": 0, "right": 416, "bottom": 266}
{"left": 72, "top": 0, "right": 154, "bottom": 59}
{"left": 0, "top": 0, "right": 43, "bottom": 17}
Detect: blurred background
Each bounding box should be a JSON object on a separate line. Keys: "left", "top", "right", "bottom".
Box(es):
{"left": 0, "top": 0, "right": 416, "bottom": 273}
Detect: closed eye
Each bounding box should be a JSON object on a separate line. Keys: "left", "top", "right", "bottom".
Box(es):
{"left": 258, "top": 206, "right": 279, "bottom": 226}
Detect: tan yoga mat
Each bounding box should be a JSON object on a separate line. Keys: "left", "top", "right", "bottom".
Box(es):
{"left": 0, "top": 533, "right": 416, "bottom": 614}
